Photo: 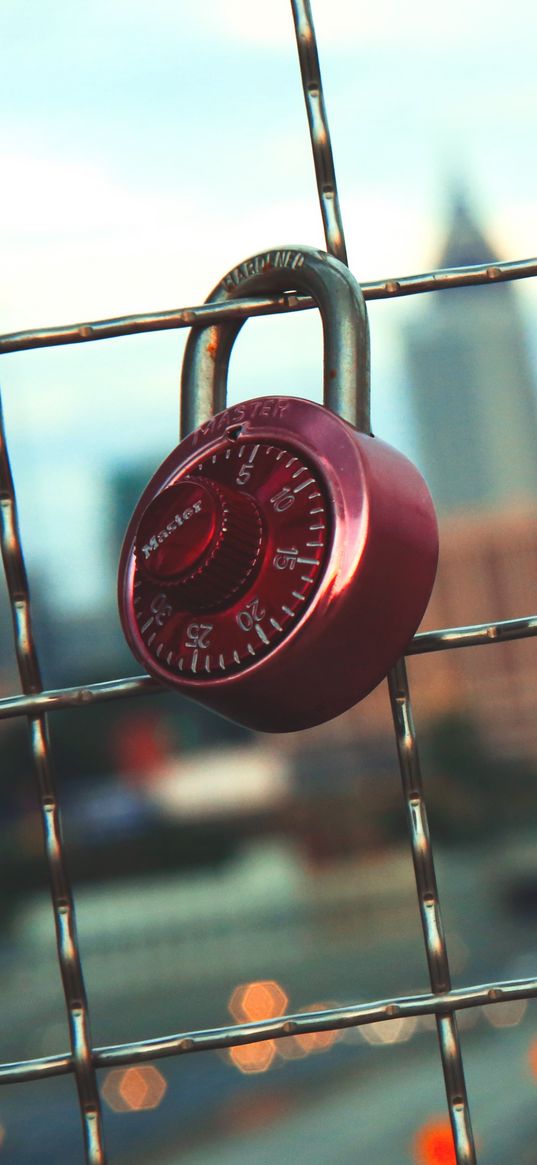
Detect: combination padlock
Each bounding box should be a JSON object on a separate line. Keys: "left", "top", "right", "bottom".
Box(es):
{"left": 118, "top": 246, "right": 438, "bottom": 732}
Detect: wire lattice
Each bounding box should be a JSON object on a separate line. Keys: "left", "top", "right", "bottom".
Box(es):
{"left": 1, "top": 2, "right": 536, "bottom": 1163}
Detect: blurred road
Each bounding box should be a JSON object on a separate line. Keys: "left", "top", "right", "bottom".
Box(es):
{"left": 155, "top": 1020, "right": 537, "bottom": 1165}
{"left": 0, "top": 842, "right": 536, "bottom": 1163}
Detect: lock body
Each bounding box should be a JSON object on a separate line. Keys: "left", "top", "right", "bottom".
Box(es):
{"left": 119, "top": 395, "right": 438, "bottom": 732}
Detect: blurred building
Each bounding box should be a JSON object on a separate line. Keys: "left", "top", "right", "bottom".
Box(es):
{"left": 411, "top": 505, "right": 537, "bottom": 761}
{"left": 405, "top": 192, "right": 537, "bottom": 762}
{"left": 406, "top": 190, "right": 537, "bottom": 513}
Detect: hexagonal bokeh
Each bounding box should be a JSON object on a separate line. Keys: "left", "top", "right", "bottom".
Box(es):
{"left": 294, "top": 1003, "right": 342, "bottom": 1054}
{"left": 228, "top": 1040, "right": 277, "bottom": 1074}
{"left": 412, "top": 1116, "right": 457, "bottom": 1165}
{"left": 482, "top": 998, "right": 527, "bottom": 1028}
{"left": 228, "top": 979, "right": 289, "bottom": 1023}
{"left": 360, "top": 1015, "right": 417, "bottom": 1046}
{"left": 102, "top": 1066, "right": 167, "bottom": 1113}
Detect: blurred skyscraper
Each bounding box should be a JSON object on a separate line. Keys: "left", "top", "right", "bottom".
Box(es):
{"left": 398, "top": 193, "right": 537, "bottom": 763}
{"left": 406, "top": 191, "right": 537, "bottom": 513}
{"left": 323, "top": 194, "right": 537, "bottom": 766}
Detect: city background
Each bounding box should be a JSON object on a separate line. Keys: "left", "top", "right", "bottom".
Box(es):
{"left": 1, "top": 3, "right": 537, "bottom": 1163}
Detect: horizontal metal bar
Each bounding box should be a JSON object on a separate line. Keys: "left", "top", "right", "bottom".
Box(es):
{"left": 0, "top": 674, "right": 159, "bottom": 720}
{"left": 410, "top": 612, "right": 537, "bottom": 654}
{"left": 0, "top": 612, "right": 535, "bottom": 722}
{"left": 0, "top": 294, "right": 308, "bottom": 355}
{"left": 365, "top": 255, "right": 537, "bottom": 299}
{"left": 1, "top": 257, "right": 535, "bottom": 355}
{"left": 1, "top": 975, "right": 535, "bottom": 1085}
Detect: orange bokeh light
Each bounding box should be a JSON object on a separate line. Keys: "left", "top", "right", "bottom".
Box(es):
{"left": 294, "top": 1004, "right": 341, "bottom": 1054}
{"left": 227, "top": 980, "right": 289, "bottom": 1074}
{"left": 413, "top": 1117, "right": 457, "bottom": 1165}
{"left": 229, "top": 1040, "right": 277, "bottom": 1074}
{"left": 228, "top": 979, "right": 289, "bottom": 1023}
{"left": 102, "top": 1066, "right": 167, "bottom": 1113}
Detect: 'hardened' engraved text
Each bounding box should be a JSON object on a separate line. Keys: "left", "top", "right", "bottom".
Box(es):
{"left": 220, "top": 250, "right": 305, "bottom": 292}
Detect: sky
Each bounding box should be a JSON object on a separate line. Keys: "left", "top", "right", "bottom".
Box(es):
{"left": 1, "top": 0, "right": 537, "bottom": 611}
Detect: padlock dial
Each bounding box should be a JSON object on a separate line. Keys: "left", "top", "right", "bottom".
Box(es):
{"left": 130, "top": 440, "right": 331, "bottom": 679}
{"left": 134, "top": 477, "right": 264, "bottom": 607}
{"left": 119, "top": 394, "right": 438, "bottom": 732}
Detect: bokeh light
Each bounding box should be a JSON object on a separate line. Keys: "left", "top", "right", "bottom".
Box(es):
{"left": 412, "top": 1116, "right": 457, "bottom": 1165}
{"left": 228, "top": 979, "right": 289, "bottom": 1023}
{"left": 293, "top": 1003, "right": 343, "bottom": 1055}
{"left": 277, "top": 1034, "right": 309, "bottom": 1061}
{"left": 361, "top": 1016, "right": 417, "bottom": 1045}
{"left": 482, "top": 998, "right": 527, "bottom": 1028}
{"left": 102, "top": 1065, "right": 167, "bottom": 1113}
{"left": 228, "top": 1040, "right": 277, "bottom": 1074}
{"left": 227, "top": 980, "right": 288, "bottom": 1074}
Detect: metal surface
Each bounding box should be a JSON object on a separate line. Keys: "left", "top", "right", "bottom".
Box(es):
{"left": 179, "top": 245, "right": 370, "bottom": 433}
{"left": 2, "top": 973, "right": 537, "bottom": 1085}
{"left": 0, "top": 608, "right": 536, "bottom": 723}
{"left": 0, "top": 3, "right": 536, "bottom": 1164}
{"left": 1, "top": 255, "right": 535, "bottom": 356}
{"left": 388, "top": 659, "right": 476, "bottom": 1162}
{"left": 118, "top": 392, "right": 437, "bottom": 730}
{"left": 0, "top": 398, "right": 106, "bottom": 1164}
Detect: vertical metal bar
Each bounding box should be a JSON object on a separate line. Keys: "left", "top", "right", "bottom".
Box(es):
{"left": 389, "top": 659, "right": 477, "bottom": 1164}
{"left": 0, "top": 394, "right": 107, "bottom": 1165}
{"left": 290, "top": 3, "right": 478, "bottom": 1155}
{"left": 290, "top": 0, "right": 348, "bottom": 264}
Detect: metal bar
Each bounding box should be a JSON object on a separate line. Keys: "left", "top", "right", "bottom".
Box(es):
{"left": 1, "top": 256, "right": 534, "bottom": 355}
{"left": 410, "top": 612, "right": 537, "bottom": 653}
{"left": 0, "top": 396, "right": 107, "bottom": 1164}
{"left": 291, "top": 2, "right": 477, "bottom": 1153}
{"left": 0, "top": 4, "right": 533, "bottom": 1160}
{"left": 0, "top": 674, "right": 160, "bottom": 720}
{"left": 0, "top": 293, "right": 307, "bottom": 355}
{"left": 365, "top": 255, "right": 537, "bottom": 298}
{"left": 1, "top": 607, "right": 534, "bottom": 725}
{"left": 1, "top": 974, "right": 535, "bottom": 1085}
{"left": 179, "top": 246, "right": 371, "bottom": 437}
{"left": 388, "top": 659, "right": 477, "bottom": 1164}
{"left": 290, "top": 0, "right": 348, "bottom": 263}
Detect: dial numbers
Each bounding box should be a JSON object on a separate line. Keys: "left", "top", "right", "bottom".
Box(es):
{"left": 133, "top": 440, "right": 330, "bottom": 678}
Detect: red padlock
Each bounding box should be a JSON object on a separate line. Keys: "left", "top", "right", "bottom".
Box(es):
{"left": 118, "top": 247, "right": 438, "bottom": 732}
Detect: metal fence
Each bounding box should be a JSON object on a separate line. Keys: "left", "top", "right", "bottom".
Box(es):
{"left": 1, "top": 2, "right": 537, "bottom": 1163}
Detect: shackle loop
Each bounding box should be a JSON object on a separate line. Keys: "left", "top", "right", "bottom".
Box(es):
{"left": 180, "top": 245, "right": 370, "bottom": 437}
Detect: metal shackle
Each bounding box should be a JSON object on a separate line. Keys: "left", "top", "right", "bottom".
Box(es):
{"left": 119, "top": 245, "right": 438, "bottom": 731}
{"left": 180, "top": 245, "right": 370, "bottom": 437}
